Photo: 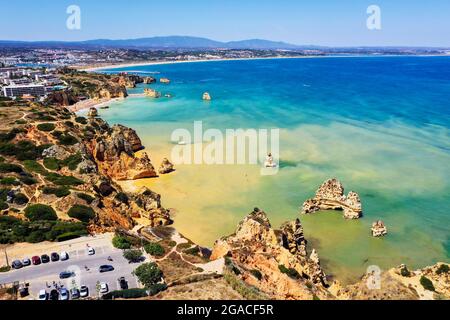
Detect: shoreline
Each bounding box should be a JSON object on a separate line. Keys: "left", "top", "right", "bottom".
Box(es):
{"left": 78, "top": 54, "right": 450, "bottom": 72}
{"left": 68, "top": 97, "right": 124, "bottom": 113}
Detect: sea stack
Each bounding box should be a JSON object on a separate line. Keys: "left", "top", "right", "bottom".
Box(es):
{"left": 301, "top": 178, "right": 363, "bottom": 219}
{"left": 202, "top": 92, "right": 212, "bottom": 101}
{"left": 87, "top": 107, "right": 98, "bottom": 118}
{"left": 371, "top": 220, "right": 388, "bottom": 237}
{"left": 144, "top": 88, "right": 161, "bottom": 98}
{"left": 160, "top": 78, "right": 171, "bottom": 84}
{"left": 158, "top": 158, "right": 175, "bottom": 174}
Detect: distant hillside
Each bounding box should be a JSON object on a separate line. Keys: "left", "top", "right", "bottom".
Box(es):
{"left": 0, "top": 36, "right": 304, "bottom": 50}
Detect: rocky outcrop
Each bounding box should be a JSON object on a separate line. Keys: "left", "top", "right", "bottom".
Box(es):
{"left": 202, "top": 92, "right": 212, "bottom": 101}
{"left": 158, "top": 158, "right": 175, "bottom": 174}
{"left": 371, "top": 220, "right": 388, "bottom": 237}
{"left": 143, "top": 76, "right": 156, "bottom": 84}
{"left": 160, "top": 78, "right": 171, "bottom": 84}
{"left": 301, "top": 178, "right": 362, "bottom": 219}
{"left": 89, "top": 124, "right": 157, "bottom": 181}
{"left": 211, "top": 208, "right": 329, "bottom": 300}
{"left": 129, "top": 187, "right": 173, "bottom": 227}
{"left": 87, "top": 107, "right": 98, "bottom": 118}
{"left": 144, "top": 88, "right": 161, "bottom": 98}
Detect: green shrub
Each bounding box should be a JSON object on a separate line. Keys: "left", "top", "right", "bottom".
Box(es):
{"left": 436, "top": 264, "right": 449, "bottom": 275}
{"left": 58, "top": 134, "right": 78, "bottom": 146}
{"left": 250, "top": 269, "right": 263, "bottom": 281}
{"left": 43, "top": 157, "right": 60, "bottom": 170}
{"left": 112, "top": 235, "right": 132, "bottom": 249}
{"left": 19, "top": 175, "right": 37, "bottom": 185}
{"left": 56, "top": 232, "right": 84, "bottom": 242}
{"left": 75, "top": 117, "right": 87, "bottom": 125}
{"left": 115, "top": 192, "right": 129, "bottom": 204}
{"left": 46, "top": 173, "right": 84, "bottom": 186}
{"left": 0, "top": 177, "right": 19, "bottom": 186}
{"left": 37, "top": 123, "right": 55, "bottom": 132}
{"left": 0, "top": 163, "right": 22, "bottom": 173}
{"left": 132, "top": 263, "right": 163, "bottom": 288}
{"left": 77, "top": 193, "right": 95, "bottom": 204}
{"left": 420, "top": 276, "right": 435, "bottom": 292}
{"left": 144, "top": 242, "right": 165, "bottom": 257}
{"left": 183, "top": 246, "right": 200, "bottom": 256}
{"left": 24, "top": 204, "right": 57, "bottom": 221}
{"left": 0, "top": 265, "right": 11, "bottom": 272}
{"left": 147, "top": 283, "right": 168, "bottom": 296}
{"left": 102, "top": 288, "right": 149, "bottom": 300}
{"left": 67, "top": 204, "right": 95, "bottom": 223}
{"left": 0, "top": 140, "right": 48, "bottom": 161}
{"left": 23, "top": 160, "right": 48, "bottom": 175}
{"left": 59, "top": 153, "right": 82, "bottom": 170}
{"left": 278, "top": 265, "right": 300, "bottom": 279}
{"left": 13, "top": 193, "right": 29, "bottom": 205}
{"left": 0, "top": 201, "right": 8, "bottom": 210}
{"left": 43, "top": 186, "right": 71, "bottom": 198}
{"left": 123, "top": 249, "right": 143, "bottom": 263}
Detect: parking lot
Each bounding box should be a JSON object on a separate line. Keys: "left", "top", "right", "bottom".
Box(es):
{"left": 0, "top": 234, "right": 147, "bottom": 300}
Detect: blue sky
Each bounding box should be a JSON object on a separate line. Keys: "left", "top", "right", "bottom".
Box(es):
{"left": 1, "top": 0, "right": 449, "bottom": 46}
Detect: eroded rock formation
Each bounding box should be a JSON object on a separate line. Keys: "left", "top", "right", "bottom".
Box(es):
{"left": 301, "top": 178, "right": 362, "bottom": 219}
{"left": 159, "top": 158, "right": 175, "bottom": 174}
{"left": 211, "top": 208, "right": 329, "bottom": 300}
{"left": 129, "top": 187, "right": 173, "bottom": 227}
{"left": 89, "top": 124, "right": 157, "bottom": 181}
{"left": 371, "top": 220, "right": 388, "bottom": 237}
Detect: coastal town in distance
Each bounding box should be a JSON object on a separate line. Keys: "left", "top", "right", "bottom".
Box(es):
{"left": 0, "top": 1, "right": 449, "bottom": 313}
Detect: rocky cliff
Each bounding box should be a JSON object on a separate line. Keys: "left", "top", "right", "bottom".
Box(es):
{"left": 211, "top": 208, "right": 330, "bottom": 300}
{"left": 301, "top": 178, "right": 362, "bottom": 219}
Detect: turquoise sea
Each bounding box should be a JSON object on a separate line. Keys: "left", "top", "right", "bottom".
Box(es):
{"left": 90, "top": 57, "right": 450, "bottom": 283}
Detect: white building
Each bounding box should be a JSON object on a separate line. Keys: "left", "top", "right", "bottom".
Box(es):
{"left": 3, "top": 84, "right": 46, "bottom": 98}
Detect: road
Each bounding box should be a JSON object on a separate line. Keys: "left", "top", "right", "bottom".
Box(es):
{"left": 0, "top": 237, "right": 148, "bottom": 300}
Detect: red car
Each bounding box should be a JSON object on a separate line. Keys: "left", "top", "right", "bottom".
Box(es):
{"left": 32, "top": 256, "right": 41, "bottom": 265}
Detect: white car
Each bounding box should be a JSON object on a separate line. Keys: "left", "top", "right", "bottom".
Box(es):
{"left": 60, "top": 251, "right": 69, "bottom": 261}
{"left": 100, "top": 282, "right": 109, "bottom": 294}
{"left": 38, "top": 289, "right": 47, "bottom": 300}
{"left": 87, "top": 247, "right": 95, "bottom": 255}
{"left": 60, "top": 288, "right": 69, "bottom": 301}
{"left": 80, "top": 285, "right": 89, "bottom": 298}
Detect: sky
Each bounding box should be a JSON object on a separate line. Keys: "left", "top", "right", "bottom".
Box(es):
{"left": 1, "top": 0, "right": 449, "bottom": 47}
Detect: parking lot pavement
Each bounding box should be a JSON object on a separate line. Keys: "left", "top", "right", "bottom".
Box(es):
{"left": 0, "top": 237, "right": 147, "bottom": 300}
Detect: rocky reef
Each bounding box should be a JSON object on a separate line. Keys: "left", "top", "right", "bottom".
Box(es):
{"left": 211, "top": 208, "right": 330, "bottom": 300}
{"left": 301, "top": 178, "right": 362, "bottom": 219}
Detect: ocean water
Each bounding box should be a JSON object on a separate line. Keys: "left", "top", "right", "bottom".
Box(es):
{"left": 91, "top": 57, "right": 450, "bottom": 283}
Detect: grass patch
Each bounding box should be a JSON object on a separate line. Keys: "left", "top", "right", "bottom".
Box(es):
{"left": 43, "top": 157, "right": 60, "bottom": 170}
{"left": 43, "top": 186, "right": 71, "bottom": 198}
{"left": 77, "top": 193, "right": 95, "bottom": 204}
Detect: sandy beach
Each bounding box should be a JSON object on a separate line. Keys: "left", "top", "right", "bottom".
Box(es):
{"left": 68, "top": 97, "right": 124, "bottom": 113}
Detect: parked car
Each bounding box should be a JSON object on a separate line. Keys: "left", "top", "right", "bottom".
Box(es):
{"left": 19, "top": 286, "right": 29, "bottom": 298}
{"left": 41, "top": 254, "right": 50, "bottom": 263}
{"left": 79, "top": 286, "right": 89, "bottom": 298}
{"left": 51, "top": 252, "right": 59, "bottom": 262}
{"left": 60, "top": 288, "right": 69, "bottom": 301}
{"left": 38, "top": 290, "right": 47, "bottom": 301}
{"left": 71, "top": 288, "right": 80, "bottom": 300}
{"left": 32, "top": 256, "right": 41, "bottom": 265}
{"left": 11, "top": 260, "right": 23, "bottom": 269}
{"left": 60, "top": 251, "right": 69, "bottom": 261}
{"left": 50, "top": 289, "right": 59, "bottom": 301}
{"left": 118, "top": 277, "right": 128, "bottom": 290}
{"left": 100, "top": 282, "right": 109, "bottom": 294}
{"left": 22, "top": 258, "right": 31, "bottom": 266}
{"left": 59, "top": 271, "right": 74, "bottom": 279}
{"left": 87, "top": 247, "right": 95, "bottom": 256}
{"left": 99, "top": 265, "right": 114, "bottom": 273}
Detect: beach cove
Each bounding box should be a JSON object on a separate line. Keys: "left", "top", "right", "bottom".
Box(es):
{"left": 79, "top": 56, "right": 450, "bottom": 283}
